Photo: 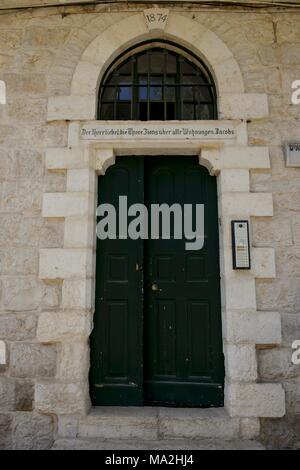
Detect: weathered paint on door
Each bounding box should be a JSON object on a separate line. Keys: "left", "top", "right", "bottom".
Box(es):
{"left": 90, "top": 156, "right": 224, "bottom": 407}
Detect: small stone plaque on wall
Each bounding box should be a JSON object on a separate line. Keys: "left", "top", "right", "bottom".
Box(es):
{"left": 284, "top": 142, "right": 300, "bottom": 167}
{"left": 144, "top": 8, "right": 169, "bottom": 31}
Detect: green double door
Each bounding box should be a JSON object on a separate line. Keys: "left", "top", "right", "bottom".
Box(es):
{"left": 90, "top": 156, "right": 224, "bottom": 407}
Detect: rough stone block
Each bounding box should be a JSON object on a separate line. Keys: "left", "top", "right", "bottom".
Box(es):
{"left": 226, "top": 383, "right": 285, "bottom": 418}
{"left": 281, "top": 313, "right": 300, "bottom": 348}
{"left": 26, "top": 122, "right": 68, "bottom": 149}
{"left": 225, "top": 344, "right": 257, "bottom": 382}
{"left": 221, "top": 193, "right": 273, "bottom": 217}
{"left": 1, "top": 180, "right": 42, "bottom": 214}
{"left": 81, "top": 14, "right": 145, "bottom": 67}
{"left": 252, "top": 247, "right": 276, "bottom": 278}
{"left": 2, "top": 278, "right": 41, "bottom": 311}
{"left": 78, "top": 407, "right": 158, "bottom": 440}
{"left": 260, "top": 415, "right": 300, "bottom": 450}
{"left": 284, "top": 378, "right": 300, "bottom": 414}
{"left": 244, "top": 19, "right": 274, "bottom": 44}
{"left": 200, "top": 146, "right": 270, "bottom": 173}
{"left": 291, "top": 215, "right": 300, "bottom": 245}
{"left": 0, "top": 314, "right": 37, "bottom": 341}
{"left": 256, "top": 278, "right": 300, "bottom": 313}
{"left": 35, "top": 382, "right": 89, "bottom": 414}
{"left": 239, "top": 418, "right": 260, "bottom": 439}
{"left": 41, "top": 281, "right": 62, "bottom": 309}
{"left": 71, "top": 61, "right": 101, "bottom": 95}
{"left": 57, "top": 341, "right": 89, "bottom": 381}
{"left": 222, "top": 146, "right": 270, "bottom": 170}
{"left": 219, "top": 169, "right": 250, "bottom": 193}
{"left": 0, "top": 150, "right": 11, "bottom": 180}
{"left": 42, "top": 192, "right": 93, "bottom": 218}
{"left": 24, "top": 27, "right": 70, "bottom": 48}
{"left": 196, "top": 28, "right": 232, "bottom": 62}
{"left": 67, "top": 169, "right": 96, "bottom": 192}
{"left": 0, "top": 414, "right": 12, "bottom": 450}
{"left": 250, "top": 170, "right": 272, "bottom": 192}
{"left": 57, "top": 414, "right": 78, "bottom": 439}
{"left": 0, "top": 378, "right": 15, "bottom": 411}
{"left": 251, "top": 216, "right": 293, "bottom": 247}
{"left": 62, "top": 278, "right": 93, "bottom": 309}
{"left": 7, "top": 97, "right": 46, "bottom": 123}
{"left": 16, "top": 149, "right": 44, "bottom": 179}
{"left": 10, "top": 343, "right": 57, "bottom": 378}
{"left": 0, "top": 30, "right": 22, "bottom": 50}
{"left": 45, "top": 148, "right": 85, "bottom": 170}
{"left": 0, "top": 215, "right": 43, "bottom": 247}
{"left": 47, "top": 95, "right": 95, "bottom": 121}
{"left": 224, "top": 311, "right": 282, "bottom": 345}
{"left": 213, "top": 59, "right": 244, "bottom": 94}
{"left": 12, "top": 413, "right": 53, "bottom": 450}
{"left": 37, "top": 310, "right": 91, "bottom": 343}
{"left": 39, "top": 248, "right": 93, "bottom": 279}
{"left": 258, "top": 348, "right": 299, "bottom": 381}
{"left": 15, "top": 380, "right": 34, "bottom": 412}
{"left": 64, "top": 217, "right": 95, "bottom": 248}
{"left": 274, "top": 191, "right": 300, "bottom": 213}
{"left": 220, "top": 93, "right": 269, "bottom": 119}
{"left": 21, "top": 50, "right": 56, "bottom": 73}
{"left": 39, "top": 219, "right": 65, "bottom": 248}
{"left": 0, "top": 247, "right": 38, "bottom": 275}
{"left": 44, "top": 171, "right": 67, "bottom": 193}
{"left": 224, "top": 277, "right": 256, "bottom": 310}
{"left": 158, "top": 408, "right": 239, "bottom": 440}
{"left": 275, "top": 246, "right": 300, "bottom": 278}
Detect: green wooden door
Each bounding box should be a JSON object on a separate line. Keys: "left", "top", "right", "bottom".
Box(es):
{"left": 144, "top": 156, "right": 224, "bottom": 406}
{"left": 90, "top": 156, "right": 144, "bottom": 406}
{"left": 90, "top": 156, "right": 224, "bottom": 407}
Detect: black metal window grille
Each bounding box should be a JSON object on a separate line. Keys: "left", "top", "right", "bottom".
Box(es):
{"left": 98, "top": 44, "right": 217, "bottom": 121}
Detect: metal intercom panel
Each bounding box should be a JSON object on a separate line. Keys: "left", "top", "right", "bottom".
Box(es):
{"left": 231, "top": 220, "right": 251, "bottom": 270}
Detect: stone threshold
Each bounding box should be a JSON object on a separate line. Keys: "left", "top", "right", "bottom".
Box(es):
{"left": 69, "top": 407, "right": 244, "bottom": 441}
{"left": 53, "top": 407, "right": 265, "bottom": 449}
{"left": 52, "top": 437, "right": 265, "bottom": 450}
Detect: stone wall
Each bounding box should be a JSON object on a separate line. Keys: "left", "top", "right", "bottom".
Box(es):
{"left": 0, "top": 4, "right": 299, "bottom": 449}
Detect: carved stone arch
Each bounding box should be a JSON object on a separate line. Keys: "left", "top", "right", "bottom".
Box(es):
{"left": 69, "top": 12, "right": 244, "bottom": 109}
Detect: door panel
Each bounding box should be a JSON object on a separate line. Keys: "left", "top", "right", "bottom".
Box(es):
{"left": 89, "top": 156, "right": 143, "bottom": 406}
{"left": 144, "top": 156, "right": 224, "bottom": 407}
{"left": 90, "top": 155, "right": 224, "bottom": 407}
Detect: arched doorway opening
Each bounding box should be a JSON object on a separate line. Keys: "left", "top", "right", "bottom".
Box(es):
{"left": 90, "top": 42, "right": 224, "bottom": 407}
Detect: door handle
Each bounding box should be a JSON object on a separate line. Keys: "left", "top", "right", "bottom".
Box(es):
{"left": 151, "top": 283, "right": 161, "bottom": 292}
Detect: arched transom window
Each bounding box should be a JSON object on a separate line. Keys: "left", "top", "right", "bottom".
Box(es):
{"left": 98, "top": 42, "right": 217, "bottom": 121}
